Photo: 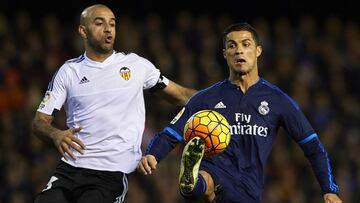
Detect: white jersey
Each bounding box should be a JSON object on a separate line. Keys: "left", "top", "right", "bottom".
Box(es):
{"left": 37, "top": 51, "right": 167, "bottom": 173}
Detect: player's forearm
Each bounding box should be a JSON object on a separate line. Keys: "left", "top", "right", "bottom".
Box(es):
{"left": 32, "top": 112, "right": 62, "bottom": 145}
{"left": 162, "top": 80, "right": 197, "bottom": 106}
{"left": 300, "top": 137, "right": 340, "bottom": 194}
{"left": 178, "top": 86, "right": 197, "bottom": 104}
{"left": 175, "top": 86, "right": 196, "bottom": 105}
{"left": 145, "top": 131, "right": 180, "bottom": 162}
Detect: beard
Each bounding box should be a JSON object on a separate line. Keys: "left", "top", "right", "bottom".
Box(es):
{"left": 229, "top": 63, "right": 251, "bottom": 76}
{"left": 87, "top": 34, "right": 113, "bottom": 54}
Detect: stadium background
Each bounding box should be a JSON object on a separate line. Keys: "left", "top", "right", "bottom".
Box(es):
{"left": 0, "top": 0, "right": 359, "bottom": 202}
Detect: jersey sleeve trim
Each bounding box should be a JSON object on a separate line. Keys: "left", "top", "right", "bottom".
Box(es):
{"left": 164, "top": 127, "right": 183, "bottom": 141}
{"left": 298, "top": 133, "right": 317, "bottom": 145}
{"left": 318, "top": 141, "right": 340, "bottom": 193}
{"left": 149, "top": 75, "right": 169, "bottom": 93}
{"left": 47, "top": 70, "right": 59, "bottom": 91}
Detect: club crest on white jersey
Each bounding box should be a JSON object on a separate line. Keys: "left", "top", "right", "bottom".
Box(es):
{"left": 120, "top": 67, "right": 131, "bottom": 81}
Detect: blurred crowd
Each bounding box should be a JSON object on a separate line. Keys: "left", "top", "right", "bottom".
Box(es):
{"left": 0, "top": 8, "right": 359, "bottom": 203}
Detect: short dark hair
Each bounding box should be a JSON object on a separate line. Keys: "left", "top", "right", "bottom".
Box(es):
{"left": 222, "top": 22, "right": 260, "bottom": 47}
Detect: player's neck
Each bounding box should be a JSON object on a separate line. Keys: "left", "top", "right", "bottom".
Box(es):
{"left": 85, "top": 49, "right": 113, "bottom": 62}
{"left": 229, "top": 73, "right": 259, "bottom": 93}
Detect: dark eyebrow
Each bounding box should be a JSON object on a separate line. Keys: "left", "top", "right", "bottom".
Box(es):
{"left": 226, "top": 38, "right": 252, "bottom": 44}
{"left": 226, "top": 39, "right": 236, "bottom": 44}
{"left": 93, "top": 17, "right": 116, "bottom": 22}
{"left": 241, "top": 38, "right": 252, "bottom": 43}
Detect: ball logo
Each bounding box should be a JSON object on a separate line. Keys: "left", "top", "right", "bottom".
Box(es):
{"left": 119, "top": 67, "right": 131, "bottom": 81}
{"left": 258, "top": 101, "right": 269, "bottom": 115}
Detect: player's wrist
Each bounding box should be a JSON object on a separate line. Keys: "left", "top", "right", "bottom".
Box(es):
{"left": 322, "top": 189, "right": 339, "bottom": 196}
{"left": 145, "top": 152, "right": 160, "bottom": 163}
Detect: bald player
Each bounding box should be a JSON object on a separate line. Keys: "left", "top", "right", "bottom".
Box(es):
{"left": 32, "top": 4, "right": 195, "bottom": 203}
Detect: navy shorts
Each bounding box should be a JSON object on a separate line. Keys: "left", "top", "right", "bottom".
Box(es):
{"left": 200, "top": 160, "right": 261, "bottom": 203}
{"left": 34, "top": 161, "right": 127, "bottom": 203}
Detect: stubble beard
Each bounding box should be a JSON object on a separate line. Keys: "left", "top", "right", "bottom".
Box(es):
{"left": 87, "top": 36, "right": 113, "bottom": 55}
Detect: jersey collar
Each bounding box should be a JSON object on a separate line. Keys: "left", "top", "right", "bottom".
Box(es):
{"left": 83, "top": 51, "right": 116, "bottom": 68}
{"left": 225, "top": 78, "right": 263, "bottom": 93}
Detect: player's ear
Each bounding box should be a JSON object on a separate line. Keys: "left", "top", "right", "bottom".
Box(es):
{"left": 78, "top": 25, "right": 87, "bottom": 39}
{"left": 223, "top": 49, "right": 227, "bottom": 59}
{"left": 256, "top": 45, "right": 262, "bottom": 57}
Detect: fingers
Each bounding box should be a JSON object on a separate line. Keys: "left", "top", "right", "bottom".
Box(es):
{"left": 57, "top": 127, "right": 86, "bottom": 160}
{"left": 67, "top": 139, "right": 85, "bottom": 155}
{"left": 61, "top": 141, "right": 77, "bottom": 160}
{"left": 147, "top": 156, "right": 157, "bottom": 170}
{"left": 323, "top": 194, "right": 343, "bottom": 203}
{"left": 69, "top": 127, "right": 86, "bottom": 149}
{"left": 71, "top": 136, "right": 86, "bottom": 150}
{"left": 58, "top": 146, "right": 68, "bottom": 161}
{"left": 138, "top": 155, "right": 157, "bottom": 175}
{"left": 137, "top": 162, "right": 147, "bottom": 175}
{"left": 71, "top": 127, "right": 82, "bottom": 133}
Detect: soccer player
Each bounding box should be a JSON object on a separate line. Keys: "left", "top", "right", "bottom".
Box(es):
{"left": 32, "top": 4, "right": 195, "bottom": 203}
{"left": 138, "top": 23, "right": 343, "bottom": 203}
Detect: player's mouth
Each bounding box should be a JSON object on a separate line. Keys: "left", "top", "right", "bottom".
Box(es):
{"left": 105, "top": 35, "right": 113, "bottom": 43}
{"left": 235, "top": 58, "right": 246, "bottom": 65}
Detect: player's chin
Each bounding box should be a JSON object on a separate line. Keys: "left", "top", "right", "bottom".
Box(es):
{"left": 99, "top": 44, "right": 114, "bottom": 53}
{"left": 232, "top": 66, "right": 248, "bottom": 75}
{"left": 103, "top": 42, "right": 114, "bottom": 49}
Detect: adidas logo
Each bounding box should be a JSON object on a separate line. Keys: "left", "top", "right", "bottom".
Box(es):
{"left": 79, "top": 76, "right": 90, "bottom": 84}
{"left": 214, "top": 101, "right": 226, "bottom": 109}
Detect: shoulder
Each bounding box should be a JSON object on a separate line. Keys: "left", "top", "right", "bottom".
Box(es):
{"left": 65, "top": 54, "right": 85, "bottom": 64}
{"left": 53, "top": 55, "right": 85, "bottom": 79}
{"left": 260, "top": 78, "right": 300, "bottom": 110}
{"left": 115, "top": 52, "right": 152, "bottom": 64}
{"left": 190, "top": 80, "right": 226, "bottom": 101}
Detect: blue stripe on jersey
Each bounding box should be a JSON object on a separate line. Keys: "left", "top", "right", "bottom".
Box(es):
{"left": 145, "top": 135, "right": 157, "bottom": 155}
{"left": 65, "top": 54, "right": 85, "bottom": 63}
{"left": 319, "top": 142, "right": 340, "bottom": 193}
{"left": 298, "top": 133, "right": 317, "bottom": 144}
{"left": 47, "top": 70, "right": 59, "bottom": 91}
{"left": 164, "top": 127, "right": 183, "bottom": 141}
{"left": 261, "top": 79, "right": 300, "bottom": 110}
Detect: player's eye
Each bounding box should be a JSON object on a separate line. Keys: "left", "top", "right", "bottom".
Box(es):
{"left": 227, "top": 43, "right": 236, "bottom": 49}
{"left": 243, "top": 42, "right": 250, "bottom": 47}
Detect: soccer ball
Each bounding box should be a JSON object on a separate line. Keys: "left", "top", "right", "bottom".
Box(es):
{"left": 184, "top": 110, "right": 231, "bottom": 157}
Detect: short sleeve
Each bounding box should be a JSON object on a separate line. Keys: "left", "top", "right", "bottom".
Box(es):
{"left": 37, "top": 65, "right": 68, "bottom": 115}
{"left": 139, "top": 57, "right": 161, "bottom": 90}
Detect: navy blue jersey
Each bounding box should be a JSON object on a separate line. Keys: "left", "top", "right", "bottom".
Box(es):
{"left": 147, "top": 79, "right": 339, "bottom": 201}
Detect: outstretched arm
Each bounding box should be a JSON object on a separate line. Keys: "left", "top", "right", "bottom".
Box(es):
{"left": 32, "top": 111, "right": 86, "bottom": 160}
{"left": 157, "top": 79, "right": 196, "bottom": 106}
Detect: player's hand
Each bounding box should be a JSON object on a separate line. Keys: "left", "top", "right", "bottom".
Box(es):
{"left": 51, "top": 127, "right": 86, "bottom": 160}
{"left": 323, "top": 193, "right": 342, "bottom": 203}
{"left": 138, "top": 155, "right": 157, "bottom": 175}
